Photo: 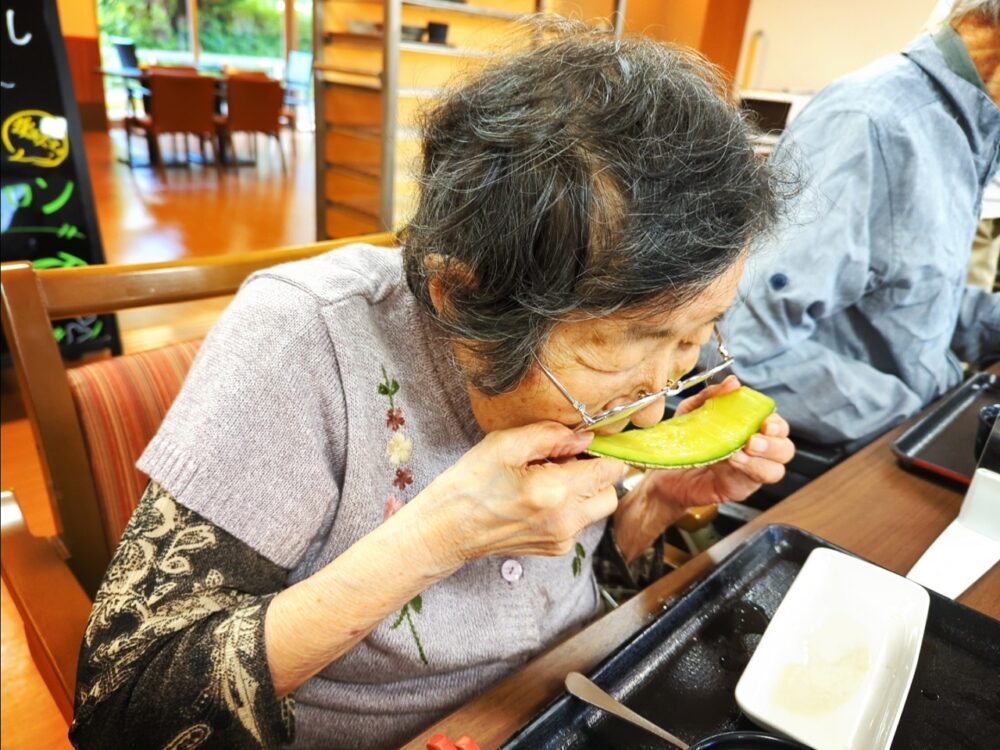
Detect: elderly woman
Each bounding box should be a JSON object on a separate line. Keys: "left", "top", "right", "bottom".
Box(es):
{"left": 70, "top": 22, "right": 793, "bottom": 750}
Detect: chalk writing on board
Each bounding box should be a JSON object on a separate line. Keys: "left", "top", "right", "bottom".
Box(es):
{"left": 3, "top": 223, "right": 86, "bottom": 239}
{"left": 57, "top": 316, "right": 103, "bottom": 344}
{"left": 5, "top": 9, "right": 31, "bottom": 46}
{"left": 27, "top": 251, "right": 103, "bottom": 344}
{"left": 31, "top": 250, "right": 88, "bottom": 269}
{"left": 3, "top": 177, "right": 75, "bottom": 214}
{"left": 1, "top": 0, "right": 123, "bottom": 358}
{"left": 2, "top": 109, "right": 70, "bottom": 167}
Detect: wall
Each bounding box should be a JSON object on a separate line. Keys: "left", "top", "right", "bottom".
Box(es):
{"left": 736, "top": 0, "right": 938, "bottom": 93}
{"left": 56, "top": 0, "right": 99, "bottom": 37}
{"left": 626, "top": 0, "right": 710, "bottom": 50}
{"left": 623, "top": 0, "right": 751, "bottom": 83}
{"left": 55, "top": 0, "right": 106, "bottom": 130}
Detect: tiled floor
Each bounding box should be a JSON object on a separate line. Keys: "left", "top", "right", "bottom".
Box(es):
{"left": 1, "top": 126, "right": 316, "bottom": 749}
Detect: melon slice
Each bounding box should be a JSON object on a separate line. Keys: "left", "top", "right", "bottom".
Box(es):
{"left": 586, "top": 386, "right": 776, "bottom": 469}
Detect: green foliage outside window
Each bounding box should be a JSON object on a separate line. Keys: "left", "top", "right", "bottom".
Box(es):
{"left": 97, "top": 0, "right": 312, "bottom": 58}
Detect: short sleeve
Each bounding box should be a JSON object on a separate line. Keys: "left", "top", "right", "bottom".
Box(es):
{"left": 138, "top": 275, "right": 345, "bottom": 569}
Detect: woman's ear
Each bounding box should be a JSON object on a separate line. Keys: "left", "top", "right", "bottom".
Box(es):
{"left": 424, "top": 253, "right": 477, "bottom": 317}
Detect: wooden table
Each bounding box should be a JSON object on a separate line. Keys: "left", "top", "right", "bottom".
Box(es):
{"left": 97, "top": 67, "right": 252, "bottom": 167}
{"left": 403, "top": 374, "right": 999, "bottom": 749}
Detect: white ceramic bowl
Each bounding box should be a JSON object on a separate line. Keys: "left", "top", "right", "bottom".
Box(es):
{"left": 735, "top": 548, "right": 929, "bottom": 750}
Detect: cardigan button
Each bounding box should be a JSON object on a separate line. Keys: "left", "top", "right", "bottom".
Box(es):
{"left": 500, "top": 559, "right": 523, "bottom": 583}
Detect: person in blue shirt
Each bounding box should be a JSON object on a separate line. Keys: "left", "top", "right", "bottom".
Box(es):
{"left": 725, "top": 0, "right": 1000, "bottom": 446}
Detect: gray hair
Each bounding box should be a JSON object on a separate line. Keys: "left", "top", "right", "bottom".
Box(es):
{"left": 401, "top": 19, "right": 788, "bottom": 395}
{"left": 949, "top": 0, "right": 1000, "bottom": 22}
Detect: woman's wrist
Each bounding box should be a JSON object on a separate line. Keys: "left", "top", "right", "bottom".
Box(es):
{"left": 612, "top": 473, "right": 686, "bottom": 561}
{"left": 265, "top": 497, "right": 463, "bottom": 695}
{"left": 406, "top": 480, "right": 472, "bottom": 574}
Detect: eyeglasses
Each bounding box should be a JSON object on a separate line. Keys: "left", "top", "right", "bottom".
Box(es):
{"left": 534, "top": 324, "right": 733, "bottom": 432}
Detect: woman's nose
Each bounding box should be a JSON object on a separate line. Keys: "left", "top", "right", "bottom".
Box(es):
{"left": 676, "top": 349, "right": 701, "bottom": 381}
{"left": 629, "top": 396, "right": 666, "bottom": 429}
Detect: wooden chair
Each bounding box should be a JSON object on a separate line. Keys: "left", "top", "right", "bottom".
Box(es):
{"left": 124, "top": 71, "right": 217, "bottom": 168}
{"left": 216, "top": 75, "right": 286, "bottom": 173}
{"left": 109, "top": 37, "right": 147, "bottom": 117}
{"left": 280, "top": 50, "right": 314, "bottom": 150}
{"left": 0, "top": 232, "right": 394, "bottom": 721}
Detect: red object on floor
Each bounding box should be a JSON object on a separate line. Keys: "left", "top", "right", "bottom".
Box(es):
{"left": 426, "top": 734, "right": 482, "bottom": 750}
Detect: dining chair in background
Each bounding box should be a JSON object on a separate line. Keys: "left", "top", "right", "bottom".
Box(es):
{"left": 0, "top": 232, "right": 396, "bottom": 721}
{"left": 217, "top": 75, "right": 287, "bottom": 173}
{"left": 280, "top": 50, "right": 314, "bottom": 152}
{"left": 124, "top": 71, "right": 218, "bottom": 168}
{"left": 109, "top": 37, "right": 147, "bottom": 117}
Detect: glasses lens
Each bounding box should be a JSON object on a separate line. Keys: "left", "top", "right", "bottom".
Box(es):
{"left": 682, "top": 327, "right": 728, "bottom": 381}
{"left": 563, "top": 327, "right": 733, "bottom": 432}
{"left": 584, "top": 408, "right": 638, "bottom": 432}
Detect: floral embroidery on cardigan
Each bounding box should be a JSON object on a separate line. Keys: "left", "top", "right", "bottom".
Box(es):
{"left": 378, "top": 364, "right": 428, "bottom": 665}
{"left": 572, "top": 541, "right": 586, "bottom": 577}
{"left": 383, "top": 494, "right": 404, "bottom": 521}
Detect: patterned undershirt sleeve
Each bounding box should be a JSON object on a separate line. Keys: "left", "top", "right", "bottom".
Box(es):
{"left": 70, "top": 481, "right": 294, "bottom": 749}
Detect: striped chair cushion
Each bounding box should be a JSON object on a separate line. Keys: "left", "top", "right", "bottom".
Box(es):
{"left": 66, "top": 339, "right": 203, "bottom": 547}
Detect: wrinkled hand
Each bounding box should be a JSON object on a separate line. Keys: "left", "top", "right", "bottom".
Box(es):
{"left": 415, "top": 422, "right": 626, "bottom": 568}
{"left": 644, "top": 375, "right": 795, "bottom": 509}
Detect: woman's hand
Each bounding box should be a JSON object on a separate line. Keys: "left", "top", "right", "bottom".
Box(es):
{"left": 649, "top": 374, "right": 794, "bottom": 507}
{"left": 613, "top": 375, "right": 794, "bottom": 559}
{"left": 267, "top": 423, "right": 622, "bottom": 697}
{"left": 412, "top": 422, "right": 627, "bottom": 569}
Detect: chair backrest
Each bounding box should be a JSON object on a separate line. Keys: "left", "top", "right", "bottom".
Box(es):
{"left": 146, "top": 64, "right": 198, "bottom": 75}
{"left": 227, "top": 69, "right": 270, "bottom": 79}
{"left": 225, "top": 76, "right": 283, "bottom": 135}
{"left": 148, "top": 72, "right": 217, "bottom": 135}
{"left": 0, "top": 232, "right": 395, "bottom": 597}
{"left": 111, "top": 37, "right": 139, "bottom": 69}
{"left": 285, "top": 50, "right": 313, "bottom": 91}
{"left": 66, "top": 339, "right": 203, "bottom": 549}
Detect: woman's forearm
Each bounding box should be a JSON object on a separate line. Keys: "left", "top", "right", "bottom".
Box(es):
{"left": 611, "top": 477, "right": 686, "bottom": 562}
{"left": 264, "top": 492, "right": 462, "bottom": 696}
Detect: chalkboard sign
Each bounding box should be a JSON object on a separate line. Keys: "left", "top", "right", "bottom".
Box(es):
{"left": 1, "top": 0, "right": 121, "bottom": 358}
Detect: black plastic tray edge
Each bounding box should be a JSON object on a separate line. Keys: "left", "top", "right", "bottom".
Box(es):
{"left": 499, "top": 523, "right": 1000, "bottom": 749}
{"left": 890, "top": 372, "right": 999, "bottom": 484}
{"left": 499, "top": 524, "right": 805, "bottom": 748}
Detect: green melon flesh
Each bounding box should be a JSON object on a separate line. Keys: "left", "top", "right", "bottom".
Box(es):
{"left": 586, "top": 386, "right": 776, "bottom": 469}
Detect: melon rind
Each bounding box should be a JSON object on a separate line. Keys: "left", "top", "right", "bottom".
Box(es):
{"left": 585, "top": 386, "right": 776, "bottom": 469}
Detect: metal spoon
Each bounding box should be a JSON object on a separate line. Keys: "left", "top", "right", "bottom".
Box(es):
{"left": 564, "top": 672, "right": 689, "bottom": 749}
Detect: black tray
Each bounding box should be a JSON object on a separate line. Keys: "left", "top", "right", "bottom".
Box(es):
{"left": 500, "top": 525, "right": 1000, "bottom": 750}
{"left": 891, "top": 372, "right": 1000, "bottom": 485}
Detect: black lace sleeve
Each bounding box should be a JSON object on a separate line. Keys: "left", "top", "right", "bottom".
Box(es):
{"left": 70, "top": 481, "right": 294, "bottom": 749}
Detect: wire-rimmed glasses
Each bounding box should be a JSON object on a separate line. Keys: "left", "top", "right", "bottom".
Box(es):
{"left": 534, "top": 324, "right": 733, "bottom": 432}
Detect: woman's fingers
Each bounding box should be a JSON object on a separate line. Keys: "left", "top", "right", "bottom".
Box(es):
{"left": 743, "top": 431, "right": 795, "bottom": 465}
{"left": 729, "top": 451, "right": 787, "bottom": 486}
{"left": 674, "top": 374, "right": 742, "bottom": 416}
{"left": 556, "top": 456, "right": 628, "bottom": 497}
{"left": 761, "top": 413, "right": 790, "bottom": 438}
{"left": 578, "top": 485, "right": 620, "bottom": 526}
{"left": 494, "top": 421, "right": 593, "bottom": 465}
{"left": 728, "top": 431, "right": 792, "bottom": 489}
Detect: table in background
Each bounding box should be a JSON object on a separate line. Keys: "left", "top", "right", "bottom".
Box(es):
{"left": 98, "top": 67, "right": 257, "bottom": 167}
{"left": 403, "top": 366, "right": 999, "bottom": 749}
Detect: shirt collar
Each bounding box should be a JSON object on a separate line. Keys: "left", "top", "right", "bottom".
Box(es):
{"left": 930, "top": 22, "right": 990, "bottom": 96}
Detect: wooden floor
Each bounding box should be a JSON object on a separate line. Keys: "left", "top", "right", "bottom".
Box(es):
{"left": 0, "top": 127, "right": 316, "bottom": 750}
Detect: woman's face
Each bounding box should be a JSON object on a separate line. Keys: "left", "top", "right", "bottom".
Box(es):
{"left": 466, "top": 256, "right": 746, "bottom": 435}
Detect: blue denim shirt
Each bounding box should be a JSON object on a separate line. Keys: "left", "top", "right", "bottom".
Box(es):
{"left": 726, "top": 32, "right": 1000, "bottom": 445}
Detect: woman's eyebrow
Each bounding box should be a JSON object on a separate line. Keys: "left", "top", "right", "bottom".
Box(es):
{"left": 624, "top": 309, "right": 727, "bottom": 341}
{"left": 623, "top": 323, "right": 675, "bottom": 341}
